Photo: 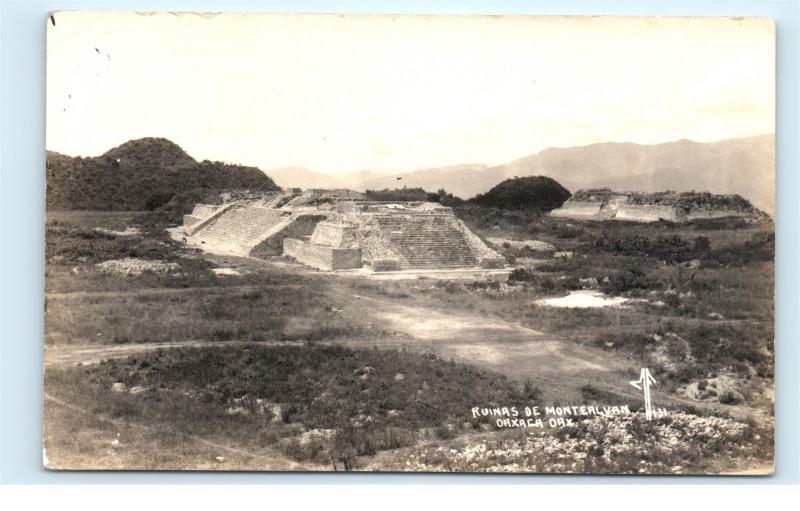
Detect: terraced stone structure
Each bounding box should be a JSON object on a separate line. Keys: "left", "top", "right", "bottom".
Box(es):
{"left": 184, "top": 192, "right": 504, "bottom": 271}
{"left": 551, "top": 189, "right": 764, "bottom": 223}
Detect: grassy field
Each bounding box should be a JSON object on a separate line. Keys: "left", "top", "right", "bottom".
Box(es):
{"left": 43, "top": 208, "right": 775, "bottom": 472}
{"left": 45, "top": 344, "right": 526, "bottom": 470}
{"left": 453, "top": 206, "right": 774, "bottom": 404}
{"left": 45, "top": 211, "right": 388, "bottom": 344}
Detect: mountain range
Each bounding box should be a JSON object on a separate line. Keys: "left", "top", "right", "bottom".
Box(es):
{"left": 265, "top": 134, "right": 775, "bottom": 215}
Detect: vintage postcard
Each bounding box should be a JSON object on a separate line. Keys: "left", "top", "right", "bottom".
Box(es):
{"left": 44, "top": 12, "right": 775, "bottom": 474}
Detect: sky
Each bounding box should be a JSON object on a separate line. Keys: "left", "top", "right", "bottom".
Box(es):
{"left": 47, "top": 12, "right": 775, "bottom": 175}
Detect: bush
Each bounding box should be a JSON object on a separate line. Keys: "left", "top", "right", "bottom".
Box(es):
{"left": 706, "top": 231, "right": 774, "bottom": 266}
{"left": 718, "top": 391, "right": 743, "bottom": 405}
{"left": 280, "top": 437, "right": 329, "bottom": 463}
{"left": 523, "top": 379, "right": 541, "bottom": 401}
{"left": 600, "top": 268, "right": 658, "bottom": 294}
{"left": 508, "top": 268, "right": 536, "bottom": 283}
{"left": 589, "top": 234, "right": 697, "bottom": 263}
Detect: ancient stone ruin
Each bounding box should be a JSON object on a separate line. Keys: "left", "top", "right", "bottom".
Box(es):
{"left": 551, "top": 189, "right": 763, "bottom": 222}
{"left": 183, "top": 191, "right": 504, "bottom": 271}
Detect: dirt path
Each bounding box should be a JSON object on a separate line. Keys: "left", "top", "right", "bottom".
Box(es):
{"left": 44, "top": 270, "right": 763, "bottom": 420}
{"left": 44, "top": 340, "right": 301, "bottom": 368}
{"left": 319, "top": 288, "right": 642, "bottom": 404}
{"left": 326, "top": 290, "right": 762, "bottom": 417}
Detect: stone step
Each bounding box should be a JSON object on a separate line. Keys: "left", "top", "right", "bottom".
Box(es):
{"left": 193, "top": 206, "right": 288, "bottom": 252}
{"left": 371, "top": 213, "right": 481, "bottom": 269}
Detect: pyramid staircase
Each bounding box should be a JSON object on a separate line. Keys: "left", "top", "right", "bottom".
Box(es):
{"left": 372, "top": 213, "right": 479, "bottom": 269}
{"left": 190, "top": 205, "right": 290, "bottom": 255}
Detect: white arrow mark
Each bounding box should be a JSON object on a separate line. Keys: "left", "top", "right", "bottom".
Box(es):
{"left": 629, "top": 368, "right": 657, "bottom": 419}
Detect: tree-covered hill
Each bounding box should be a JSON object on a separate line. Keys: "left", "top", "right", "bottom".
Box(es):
{"left": 470, "top": 176, "right": 571, "bottom": 211}
{"left": 46, "top": 137, "right": 280, "bottom": 211}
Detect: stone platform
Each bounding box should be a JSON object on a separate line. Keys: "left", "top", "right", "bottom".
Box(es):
{"left": 183, "top": 192, "right": 504, "bottom": 272}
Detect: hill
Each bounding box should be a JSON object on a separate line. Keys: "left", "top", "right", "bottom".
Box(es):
{"left": 102, "top": 137, "right": 195, "bottom": 168}
{"left": 471, "top": 176, "right": 571, "bottom": 211}
{"left": 267, "top": 167, "right": 389, "bottom": 190}
{"left": 493, "top": 134, "right": 774, "bottom": 215}
{"left": 46, "top": 138, "right": 280, "bottom": 211}
{"left": 358, "top": 164, "right": 490, "bottom": 193}
{"left": 270, "top": 135, "right": 773, "bottom": 215}
{"left": 267, "top": 166, "right": 346, "bottom": 190}
{"left": 266, "top": 164, "right": 489, "bottom": 193}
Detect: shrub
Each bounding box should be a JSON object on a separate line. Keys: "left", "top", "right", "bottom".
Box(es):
{"left": 508, "top": 268, "right": 536, "bottom": 283}
{"left": 589, "top": 234, "right": 697, "bottom": 263}
{"left": 280, "top": 437, "right": 329, "bottom": 463}
{"left": 600, "top": 268, "right": 658, "bottom": 294}
{"left": 718, "top": 391, "right": 743, "bottom": 405}
{"left": 523, "top": 379, "right": 541, "bottom": 401}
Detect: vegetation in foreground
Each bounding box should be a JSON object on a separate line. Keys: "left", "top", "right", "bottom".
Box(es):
{"left": 46, "top": 343, "right": 772, "bottom": 473}
{"left": 46, "top": 344, "right": 526, "bottom": 470}
{"left": 373, "top": 411, "right": 772, "bottom": 474}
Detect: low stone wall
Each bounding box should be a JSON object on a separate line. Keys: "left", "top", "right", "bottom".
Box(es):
{"left": 614, "top": 204, "right": 686, "bottom": 222}
{"left": 551, "top": 201, "right": 747, "bottom": 223}
{"left": 685, "top": 209, "right": 749, "bottom": 220}
{"left": 283, "top": 238, "right": 362, "bottom": 271}
{"left": 250, "top": 214, "right": 328, "bottom": 257}
{"left": 550, "top": 202, "right": 604, "bottom": 218}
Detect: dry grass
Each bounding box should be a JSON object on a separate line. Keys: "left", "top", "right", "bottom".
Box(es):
{"left": 45, "top": 283, "right": 383, "bottom": 344}
{"left": 46, "top": 344, "right": 526, "bottom": 469}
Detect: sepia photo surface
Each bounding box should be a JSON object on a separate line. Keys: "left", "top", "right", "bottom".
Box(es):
{"left": 44, "top": 12, "right": 775, "bottom": 474}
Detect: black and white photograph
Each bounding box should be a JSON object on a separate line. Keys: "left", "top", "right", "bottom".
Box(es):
{"left": 43, "top": 12, "right": 775, "bottom": 474}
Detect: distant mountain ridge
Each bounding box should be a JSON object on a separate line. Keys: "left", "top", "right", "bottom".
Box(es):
{"left": 266, "top": 134, "right": 774, "bottom": 214}
{"left": 267, "top": 164, "right": 490, "bottom": 193}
